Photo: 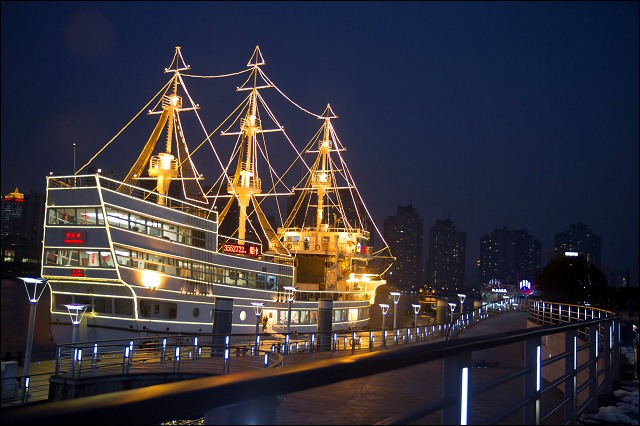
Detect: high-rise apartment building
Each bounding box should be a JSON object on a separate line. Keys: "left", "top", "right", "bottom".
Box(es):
{"left": 479, "top": 226, "right": 541, "bottom": 288}
{"left": 554, "top": 222, "right": 602, "bottom": 268}
{"left": 1, "top": 187, "right": 24, "bottom": 239}
{"left": 1, "top": 187, "right": 46, "bottom": 275}
{"left": 383, "top": 203, "right": 423, "bottom": 293}
{"left": 425, "top": 217, "right": 466, "bottom": 292}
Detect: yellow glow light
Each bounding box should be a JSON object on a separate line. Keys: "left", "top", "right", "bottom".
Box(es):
{"left": 141, "top": 270, "right": 161, "bottom": 290}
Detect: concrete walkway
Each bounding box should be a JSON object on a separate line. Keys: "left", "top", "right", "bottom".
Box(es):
{"left": 275, "top": 311, "right": 557, "bottom": 425}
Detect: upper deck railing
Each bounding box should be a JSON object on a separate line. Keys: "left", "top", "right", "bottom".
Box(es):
{"left": 1, "top": 301, "right": 622, "bottom": 425}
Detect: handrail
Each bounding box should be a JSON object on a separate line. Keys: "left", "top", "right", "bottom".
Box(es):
{"left": 1, "top": 302, "right": 622, "bottom": 425}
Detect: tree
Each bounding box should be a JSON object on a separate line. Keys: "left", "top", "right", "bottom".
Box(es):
{"left": 534, "top": 256, "right": 608, "bottom": 307}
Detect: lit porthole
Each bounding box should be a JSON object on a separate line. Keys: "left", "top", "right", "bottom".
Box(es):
{"left": 192, "top": 308, "right": 200, "bottom": 318}
{"left": 240, "top": 310, "right": 247, "bottom": 321}
{"left": 209, "top": 309, "right": 213, "bottom": 320}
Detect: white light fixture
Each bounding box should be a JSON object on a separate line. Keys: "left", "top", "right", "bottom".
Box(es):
{"left": 390, "top": 292, "right": 401, "bottom": 330}
{"left": 64, "top": 303, "right": 89, "bottom": 343}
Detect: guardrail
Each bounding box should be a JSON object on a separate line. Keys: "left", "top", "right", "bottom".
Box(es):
{"left": 2, "top": 301, "right": 620, "bottom": 425}
{"left": 1, "top": 301, "right": 512, "bottom": 408}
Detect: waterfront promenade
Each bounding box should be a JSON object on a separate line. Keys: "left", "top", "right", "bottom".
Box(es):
{"left": 274, "top": 311, "right": 638, "bottom": 425}
{"left": 4, "top": 309, "right": 637, "bottom": 424}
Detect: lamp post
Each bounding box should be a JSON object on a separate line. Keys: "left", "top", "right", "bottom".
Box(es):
{"left": 379, "top": 303, "right": 389, "bottom": 348}
{"left": 379, "top": 303, "right": 389, "bottom": 330}
{"left": 283, "top": 286, "right": 296, "bottom": 335}
{"left": 457, "top": 293, "right": 466, "bottom": 320}
{"left": 64, "top": 303, "right": 89, "bottom": 343}
{"left": 412, "top": 303, "right": 421, "bottom": 329}
{"left": 251, "top": 302, "right": 264, "bottom": 348}
{"left": 448, "top": 302, "right": 457, "bottom": 333}
{"left": 390, "top": 291, "right": 401, "bottom": 331}
{"left": 17, "top": 277, "right": 48, "bottom": 395}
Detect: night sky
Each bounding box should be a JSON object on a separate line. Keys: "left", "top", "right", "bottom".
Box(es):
{"left": 1, "top": 2, "right": 638, "bottom": 280}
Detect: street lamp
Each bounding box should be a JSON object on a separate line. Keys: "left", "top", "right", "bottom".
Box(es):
{"left": 17, "top": 277, "right": 48, "bottom": 396}
{"left": 448, "top": 302, "right": 457, "bottom": 329}
{"left": 390, "top": 292, "right": 401, "bottom": 330}
{"left": 283, "top": 286, "right": 296, "bottom": 334}
{"left": 379, "top": 303, "right": 389, "bottom": 330}
{"left": 64, "top": 303, "right": 89, "bottom": 343}
{"left": 251, "top": 302, "right": 264, "bottom": 348}
{"left": 412, "top": 303, "right": 421, "bottom": 329}
{"left": 457, "top": 293, "right": 466, "bottom": 316}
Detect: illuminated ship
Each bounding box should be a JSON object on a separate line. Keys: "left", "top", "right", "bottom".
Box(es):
{"left": 42, "top": 46, "right": 393, "bottom": 343}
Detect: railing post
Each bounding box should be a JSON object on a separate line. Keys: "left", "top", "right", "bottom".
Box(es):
{"left": 71, "top": 347, "right": 77, "bottom": 379}
{"left": 122, "top": 346, "right": 130, "bottom": 374}
{"left": 564, "top": 328, "right": 577, "bottom": 424}
{"left": 587, "top": 325, "right": 598, "bottom": 412}
{"left": 523, "top": 335, "right": 541, "bottom": 425}
{"left": 223, "top": 346, "right": 229, "bottom": 374}
{"left": 75, "top": 348, "right": 83, "bottom": 378}
{"left": 603, "top": 320, "right": 612, "bottom": 394}
{"left": 54, "top": 346, "right": 61, "bottom": 376}
{"left": 174, "top": 346, "right": 181, "bottom": 373}
{"left": 91, "top": 343, "right": 98, "bottom": 370}
{"left": 613, "top": 319, "right": 621, "bottom": 381}
{"left": 442, "top": 351, "right": 472, "bottom": 425}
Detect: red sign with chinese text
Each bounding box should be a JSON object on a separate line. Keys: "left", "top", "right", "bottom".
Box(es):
{"left": 63, "top": 230, "right": 86, "bottom": 244}
{"left": 221, "top": 243, "right": 261, "bottom": 256}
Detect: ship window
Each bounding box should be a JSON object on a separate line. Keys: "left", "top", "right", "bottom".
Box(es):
{"left": 163, "top": 224, "right": 178, "bottom": 242}
{"left": 45, "top": 249, "right": 58, "bottom": 265}
{"left": 139, "top": 301, "right": 149, "bottom": 317}
{"left": 93, "top": 297, "right": 112, "bottom": 314}
{"left": 130, "top": 216, "right": 145, "bottom": 232}
{"left": 105, "top": 207, "right": 129, "bottom": 228}
{"left": 77, "top": 207, "right": 101, "bottom": 225}
{"left": 192, "top": 229, "right": 206, "bottom": 248}
{"left": 147, "top": 219, "right": 162, "bottom": 237}
{"left": 114, "top": 299, "right": 134, "bottom": 315}
{"left": 192, "top": 308, "right": 200, "bottom": 318}
{"left": 99, "top": 251, "right": 114, "bottom": 267}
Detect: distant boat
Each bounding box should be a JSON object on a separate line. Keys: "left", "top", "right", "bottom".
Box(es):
{"left": 41, "top": 46, "right": 394, "bottom": 344}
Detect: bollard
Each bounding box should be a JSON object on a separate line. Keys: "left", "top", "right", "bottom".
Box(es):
{"left": 91, "top": 343, "right": 98, "bottom": 370}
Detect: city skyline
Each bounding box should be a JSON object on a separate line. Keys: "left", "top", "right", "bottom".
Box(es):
{"left": 2, "top": 2, "right": 638, "bottom": 276}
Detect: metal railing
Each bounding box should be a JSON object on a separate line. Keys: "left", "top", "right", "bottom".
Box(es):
{"left": 0, "top": 300, "right": 511, "bottom": 409}
{"left": 1, "top": 301, "right": 621, "bottom": 425}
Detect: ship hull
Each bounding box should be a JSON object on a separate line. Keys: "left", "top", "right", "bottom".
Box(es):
{"left": 42, "top": 175, "right": 381, "bottom": 345}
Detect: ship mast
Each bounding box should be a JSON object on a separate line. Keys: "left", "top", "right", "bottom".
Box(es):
{"left": 314, "top": 105, "right": 337, "bottom": 230}
{"left": 120, "top": 46, "right": 200, "bottom": 206}
{"left": 226, "top": 47, "right": 267, "bottom": 244}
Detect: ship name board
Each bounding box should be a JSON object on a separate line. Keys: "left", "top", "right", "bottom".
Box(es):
{"left": 222, "top": 243, "right": 261, "bottom": 256}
